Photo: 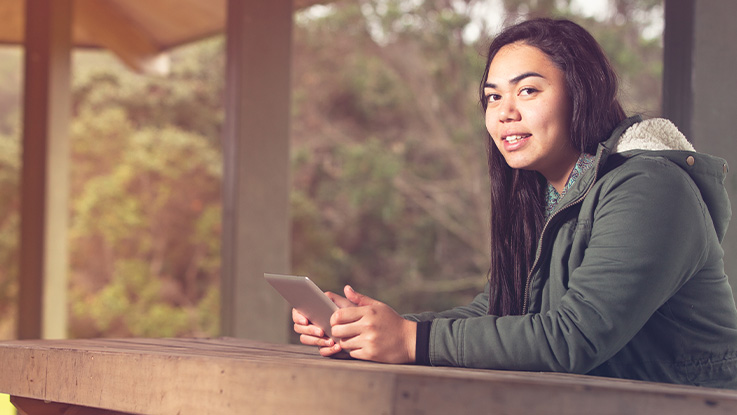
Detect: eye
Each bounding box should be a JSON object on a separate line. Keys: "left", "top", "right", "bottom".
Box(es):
{"left": 519, "top": 87, "right": 538, "bottom": 96}
{"left": 486, "top": 93, "right": 501, "bottom": 103}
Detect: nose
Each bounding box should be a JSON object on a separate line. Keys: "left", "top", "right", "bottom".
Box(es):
{"left": 498, "top": 97, "right": 519, "bottom": 122}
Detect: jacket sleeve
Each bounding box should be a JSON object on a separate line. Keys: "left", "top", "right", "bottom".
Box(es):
{"left": 424, "top": 157, "right": 712, "bottom": 372}
{"left": 403, "top": 285, "right": 490, "bottom": 322}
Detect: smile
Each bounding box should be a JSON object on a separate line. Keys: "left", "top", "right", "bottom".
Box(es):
{"left": 504, "top": 134, "right": 531, "bottom": 144}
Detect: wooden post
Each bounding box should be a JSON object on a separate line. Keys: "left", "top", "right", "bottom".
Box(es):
{"left": 662, "top": 0, "right": 694, "bottom": 140}
{"left": 18, "top": 0, "right": 72, "bottom": 339}
{"left": 221, "top": 1, "right": 293, "bottom": 342}
{"left": 663, "top": 0, "right": 737, "bottom": 299}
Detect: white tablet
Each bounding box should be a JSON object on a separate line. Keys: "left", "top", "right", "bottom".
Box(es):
{"left": 264, "top": 273, "right": 339, "bottom": 340}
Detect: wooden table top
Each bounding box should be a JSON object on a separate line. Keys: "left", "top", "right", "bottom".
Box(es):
{"left": 1, "top": 337, "right": 736, "bottom": 415}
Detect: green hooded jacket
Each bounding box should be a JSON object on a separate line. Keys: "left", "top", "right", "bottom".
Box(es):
{"left": 407, "top": 116, "right": 737, "bottom": 389}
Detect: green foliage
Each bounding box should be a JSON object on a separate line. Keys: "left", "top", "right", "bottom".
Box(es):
{"left": 67, "top": 43, "right": 224, "bottom": 338}
{"left": 71, "top": 259, "right": 193, "bottom": 337}
{"left": 339, "top": 138, "right": 403, "bottom": 219}
{"left": 291, "top": 0, "right": 495, "bottom": 311}
{"left": 290, "top": 189, "right": 350, "bottom": 291}
{"left": 0, "top": 95, "right": 19, "bottom": 340}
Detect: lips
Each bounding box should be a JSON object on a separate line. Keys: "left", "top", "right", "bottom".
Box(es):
{"left": 500, "top": 133, "right": 531, "bottom": 152}
{"left": 503, "top": 134, "right": 531, "bottom": 144}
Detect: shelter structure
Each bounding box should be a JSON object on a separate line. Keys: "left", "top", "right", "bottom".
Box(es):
{"left": 8, "top": 0, "right": 329, "bottom": 342}
{"left": 5, "top": 0, "right": 737, "bottom": 343}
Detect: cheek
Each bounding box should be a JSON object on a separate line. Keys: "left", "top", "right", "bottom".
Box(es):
{"left": 546, "top": 97, "right": 573, "bottom": 133}
{"left": 532, "top": 104, "right": 565, "bottom": 135}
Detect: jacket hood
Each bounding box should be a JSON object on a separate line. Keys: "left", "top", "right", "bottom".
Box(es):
{"left": 602, "top": 116, "right": 731, "bottom": 242}
{"left": 613, "top": 118, "right": 695, "bottom": 153}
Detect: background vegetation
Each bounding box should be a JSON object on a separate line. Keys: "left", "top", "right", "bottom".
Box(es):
{"left": 0, "top": 0, "right": 663, "bottom": 340}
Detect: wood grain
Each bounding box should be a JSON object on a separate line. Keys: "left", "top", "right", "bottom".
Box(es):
{"left": 1, "top": 338, "right": 736, "bottom": 415}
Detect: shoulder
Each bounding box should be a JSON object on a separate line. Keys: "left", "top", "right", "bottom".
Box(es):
{"left": 591, "top": 153, "right": 708, "bottom": 228}
{"left": 600, "top": 152, "right": 698, "bottom": 194}
{"left": 579, "top": 154, "right": 712, "bottom": 264}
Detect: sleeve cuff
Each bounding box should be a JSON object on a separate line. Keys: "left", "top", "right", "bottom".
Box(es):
{"left": 415, "top": 320, "right": 432, "bottom": 365}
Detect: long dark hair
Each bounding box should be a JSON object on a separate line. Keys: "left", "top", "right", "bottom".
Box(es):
{"left": 480, "top": 18, "right": 626, "bottom": 316}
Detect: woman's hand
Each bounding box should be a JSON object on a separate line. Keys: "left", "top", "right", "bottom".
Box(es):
{"left": 292, "top": 291, "right": 356, "bottom": 357}
{"left": 330, "top": 285, "right": 417, "bottom": 364}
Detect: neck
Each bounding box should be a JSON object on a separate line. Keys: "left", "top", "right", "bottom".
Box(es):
{"left": 545, "top": 151, "right": 581, "bottom": 193}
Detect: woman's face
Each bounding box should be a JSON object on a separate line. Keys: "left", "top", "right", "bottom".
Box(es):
{"left": 484, "top": 42, "right": 579, "bottom": 191}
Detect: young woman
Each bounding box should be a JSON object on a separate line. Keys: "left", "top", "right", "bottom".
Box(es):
{"left": 292, "top": 18, "right": 737, "bottom": 389}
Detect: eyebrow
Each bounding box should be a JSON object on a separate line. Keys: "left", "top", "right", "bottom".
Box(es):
{"left": 484, "top": 71, "right": 545, "bottom": 89}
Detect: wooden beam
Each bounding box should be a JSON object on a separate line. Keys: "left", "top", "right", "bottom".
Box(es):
{"left": 662, "top": 0, "right": 694, "bottom": 139}
{"left": 73, "top": 0, "right": 169, "bottom": 75}
{"left": 220, "top": 1, "right": 293, "bottom": 341}
{"left": 18, "top": 0, "right": 72, "bottom": 340}
{"left": 2, "top": 338, "right": 737, "bottom": 415}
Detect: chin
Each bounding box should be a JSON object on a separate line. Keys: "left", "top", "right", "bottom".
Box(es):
{"left": 502, "top": 158, "right": 533, "bottom": 171}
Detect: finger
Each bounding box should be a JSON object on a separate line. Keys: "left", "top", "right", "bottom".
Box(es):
{"left": 292, "top": 308, "right": 309, "bottom": 325}
{"left": 344, "top": 285, "right": 378, "bottom": 306}
{"left": 293, "top": 321, "right": 325, "bottom": 337}
{"left": 299, "top": 330, "right": 336, "bottom": 346}
{"left": 299, "top": 333, "right": 324, "bottom": 346}
{"left": 335, "top": 325, "right": 372, "bottom": 350}
{"left": 330, "top": 305, "right": 368, "bottom": 326}
{"left": 330, "top": 318, "right": 365, "bottom": 340}
{"left": 318, "top": 343, "right": 343, "bottom": 357}
{"left": 294, "top": 326, "right": 328, "bottom": 339}
{"left": 347, "top": 348, "right": 367, "bottom": 361}
{"left": 325, "top": 291, "right": 356, "bottom": 308}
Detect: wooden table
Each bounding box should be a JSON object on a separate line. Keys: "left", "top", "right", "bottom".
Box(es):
{"left": 1, "top": 338, "right": 737, "bottom": 415}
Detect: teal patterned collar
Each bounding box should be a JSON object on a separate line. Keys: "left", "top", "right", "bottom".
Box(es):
{"left": 545, "top": 153, "right": 596, "bottom": 218}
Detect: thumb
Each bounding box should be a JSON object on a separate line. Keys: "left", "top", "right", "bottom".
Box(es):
{"left": 344, "top": 285, "right": 377, "bottom": 306}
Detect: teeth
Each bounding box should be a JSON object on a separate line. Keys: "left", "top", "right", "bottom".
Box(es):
{"left": 504, "top": 134, "right": 528, "bottom": 143}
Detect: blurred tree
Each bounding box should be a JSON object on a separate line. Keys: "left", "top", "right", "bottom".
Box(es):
{"left": 0, "top": 48, "right": 21, "bottom": 340}
{"left": 589, "top": 0, "right": 663, "bottom": 116}
{"left": 0, "top": 128, "right": 19, "bottom": 339}
{"left": 68, "top": 40, "right": 224, "bottom": 338}
{"left": 292, "top": 0, "right": 494, "bottom": 313}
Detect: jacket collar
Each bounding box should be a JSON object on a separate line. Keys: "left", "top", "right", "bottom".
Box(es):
{"left": 551, "top": 117, "right": 643, "bottom": 210}
{"left": 597, "top": 115, "right": 642, "bottom": 165}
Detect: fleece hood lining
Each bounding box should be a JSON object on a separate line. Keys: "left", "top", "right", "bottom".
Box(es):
{"left": 613, "top": 118, "right": 695, "bottom": 153}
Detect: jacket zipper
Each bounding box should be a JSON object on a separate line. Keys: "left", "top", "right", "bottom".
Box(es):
{"left": 521, "top": 152, "right": 605, "bottom": 314}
